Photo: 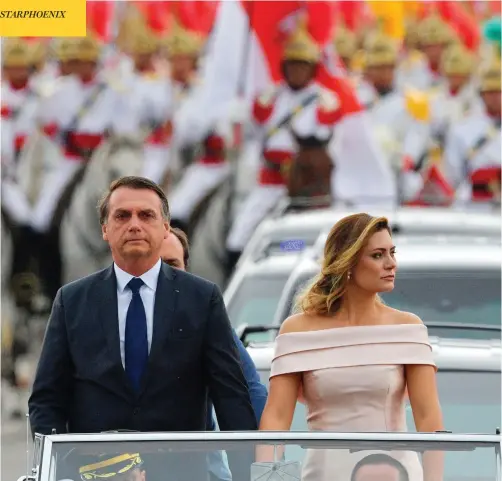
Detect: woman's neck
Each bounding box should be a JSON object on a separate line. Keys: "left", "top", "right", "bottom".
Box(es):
{"left": 338, "top": 288, "right": 380, "bottom": 325}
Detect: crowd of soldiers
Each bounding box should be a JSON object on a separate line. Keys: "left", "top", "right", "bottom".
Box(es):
{"left": 1, "top": 9, "right": 501, "bottom": 298}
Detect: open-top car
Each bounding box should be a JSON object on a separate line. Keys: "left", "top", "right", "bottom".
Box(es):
{"left": 18, "top": 430, "right": 502, "bottom": 481}
{"left": 236, "top": 207, "right": 501, "bottom": 271}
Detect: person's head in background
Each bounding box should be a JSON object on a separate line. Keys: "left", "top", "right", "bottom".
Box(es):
{"left": 160, "top": 227, "right": 189, "bottom": 271}
{"left": 351, "top": 454, "right": 409, "bottom": 481}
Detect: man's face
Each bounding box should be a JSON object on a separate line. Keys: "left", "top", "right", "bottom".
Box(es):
{"left": 365, "top": 65, "right": 395, "bottom": 91}
{"left": 481, "top": 90, "right": 502, "bottom": 117}
{"left": 75, "top": 60, "right": 97, "bottom": 81}
{"left": 421, "top": 43, "right": 445, "bottom": 67}
{"left": 170, "top": 55, "right": 197, "bottom": 83}
{"left": 134, "top": 53, "right": 154, "bottom": 72}
{"left": 160, "top": 233, "right": 185, "bottom": 270}
{"left": 354, "top": 463, "right": 401, "bottom": 481}
{"left": 3, "top": 65, "right": 30, "bottom": 85}
{"left": 102, "top": 187, "right": 169, "bottom": 263}
{"left": 446, "top": 74, "right": 468, "bottom": 93}
{"left": 59, "top": 59, "right": 79, "bottom": 76}
{"left": 283, "top": 60, "right": 316, "bottom": 90}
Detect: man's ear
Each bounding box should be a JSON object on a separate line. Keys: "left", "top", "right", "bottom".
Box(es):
{"left": 164, "top": 222, "right": 170, "bottom": 239}
{"left": 102, "top": 224, "right": 108, "bottom": 241}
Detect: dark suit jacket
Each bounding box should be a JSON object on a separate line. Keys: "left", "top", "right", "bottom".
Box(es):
{"left": 28, "top": 262, "right": 257, "bottom": 437}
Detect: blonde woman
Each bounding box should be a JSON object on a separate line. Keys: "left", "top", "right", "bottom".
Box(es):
{"left": 258, "top": 213, "right": 444, "bottom": 481}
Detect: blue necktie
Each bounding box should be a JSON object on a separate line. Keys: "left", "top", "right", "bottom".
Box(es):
{"left": 125, "top": 277, "right": 148, "bottom": 392}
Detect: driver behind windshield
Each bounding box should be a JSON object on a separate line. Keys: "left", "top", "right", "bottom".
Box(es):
{"left": 79, "top": 453, "right": 145, "bottom": 481}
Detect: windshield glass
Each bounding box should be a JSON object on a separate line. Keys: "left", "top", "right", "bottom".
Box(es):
{"left": 280, "top": 269, "right": 501, "bottom": 339}
{"left": 257, "top": 370, "right": 501, "bottom": 481}
{"left": 226, "top": 275, "right": 289, "bottom": 329}
{"left": 48, "top": 434, "right": 499, "bottom": 481}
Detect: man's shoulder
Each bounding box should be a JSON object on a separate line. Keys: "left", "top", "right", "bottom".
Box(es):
{"left": 59, "top": 267, "right": 111, "bottom": 299}
{"left": 173, "top": 267, "right": 217, "bottom": 295}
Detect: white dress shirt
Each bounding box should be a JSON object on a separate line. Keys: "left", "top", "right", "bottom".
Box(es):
{"left": 114, "top": 259, "right": 162, "bottom": 367}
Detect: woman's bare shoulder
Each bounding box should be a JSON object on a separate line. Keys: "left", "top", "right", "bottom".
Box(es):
{"left": 382, "top": 305, "right": 423, "bottom": 325}
{"left": 279, "top": 313, "right": 315, "bottom": 335}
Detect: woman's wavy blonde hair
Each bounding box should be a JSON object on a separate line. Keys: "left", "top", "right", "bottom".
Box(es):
{"left": 296, "top": 213, "right": 391, "bottom": 316}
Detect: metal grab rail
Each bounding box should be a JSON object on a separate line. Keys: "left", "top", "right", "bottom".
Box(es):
{"left": 41, "top": 431, "right": 501, "bottom": 445}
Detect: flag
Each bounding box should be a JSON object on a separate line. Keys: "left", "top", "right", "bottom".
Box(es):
{"left": 86, "top": 1, "right": 116, "bottom": 42}
{"left": 176, "top": 0, "right": 397, "bottom": 206}
{"left": 367, "top": 0, "right": 406, "bottom": 42}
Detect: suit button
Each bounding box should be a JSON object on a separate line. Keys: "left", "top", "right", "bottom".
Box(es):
{"left": 133, "top": 408, "right": 139, "bottom": 415}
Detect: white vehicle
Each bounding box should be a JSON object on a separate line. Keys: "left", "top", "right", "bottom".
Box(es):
{"left": 224, "top": 253, "right": 307, "bottom": 330}
{"left": 237, "top": 207, "right": 501, "bottom": 270}
{"left": 18, "top": 430, "right": 502, "bottom": 481}
{"left": 246, "top": 334, "right": 501, "bottom": 481}
{"left": 271, "top": 239, "right": 501, "bottom": 340}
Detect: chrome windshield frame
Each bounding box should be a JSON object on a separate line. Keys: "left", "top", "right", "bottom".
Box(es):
{"left": 37, "top": 431, "right": 502, "bottom": 481}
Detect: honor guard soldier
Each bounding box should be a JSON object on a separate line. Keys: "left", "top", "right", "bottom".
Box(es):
{"left": 28, "top": 40, "right": 56, "bottom": 90}
{"left": 123, "top": 26, "right": 174, "bottom": 186}
{"left": 167, "top": 21, "right": 236, "bottom": 233}
{"left": 443, "top": 56, "right": 501, "bottom": 206}
{"left": 353, "top": 33, "right": 432, "bottom": 188}
{"left": 52, "top": 38, "right": 80, "bottom": 77}
{"left": 225, "top": 17, "right": 343, "bottom": 271}
{"left": 164, "top": 18, "right": 204, "bottom": 111}
{"left": 333, "top": 23, "right": 359, "bottom": 75}
{"left": 168, "top": 112, "right": 232, "bottom": 235}
{"left": 31, "top": 33, "right": 128, "bottom": 234}
{"left": 397, "top": 12, "right": 454, "bottom": 90}
{"left": 400, "top": 44, "right": 481, "bottom": 206}
{"left": 1, "top": 38, "right": 37, "bottom": 177}
{"left": 429, "top": 43, "right": 482, "bottom": 149}
{"left": 164, "top": 20, "right": 209, "bottom": 173}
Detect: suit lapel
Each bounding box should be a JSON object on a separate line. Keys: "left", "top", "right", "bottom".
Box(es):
{"left": 139, "top": 262, "right": 178, "bottom": 395}
{"left": 96, "top": 265, "right": 134, "bottom": 398}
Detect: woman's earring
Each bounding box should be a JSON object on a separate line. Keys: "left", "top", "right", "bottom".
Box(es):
{"left": 347, "top": 271, "right": 351, "bottom": 280}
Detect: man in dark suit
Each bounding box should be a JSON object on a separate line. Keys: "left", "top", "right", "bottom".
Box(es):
{"left": 28, "top": 176, "right": 257, "bottom": 480}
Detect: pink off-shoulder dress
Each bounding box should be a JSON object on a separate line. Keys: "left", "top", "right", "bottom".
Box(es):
{"left": 270, "top": 323, "right": 437, "bottom": 481}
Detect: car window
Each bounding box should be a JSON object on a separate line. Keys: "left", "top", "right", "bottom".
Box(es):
{"left": 258, "top": 369, "right": 501, "bottom": 479}
{"left": 381, "top": 269, "right": 501, "bottom": 331}
{"left": 280, "top": 269, "right": 501, "bottom": 338}
{"left": 226, "top": 275, "right": 289, "bottom": 331}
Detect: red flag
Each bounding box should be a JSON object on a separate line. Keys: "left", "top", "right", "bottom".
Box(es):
{"left": 241, "top": 1, "right": 361, "bottom": 115}
{"left": 435, "top": 1, "right": 481, "bottom": 51}
{"left": 132, "top": 1, "right": 170, "bottom": 34}
{"left": 334, "top": 1, "right": 367, "bottom": 32}
{"left": 171, "top": 0, "right": 219, "bottom": 36}
{"left": 86, "top": 1, "right": 115, "bottom": 42}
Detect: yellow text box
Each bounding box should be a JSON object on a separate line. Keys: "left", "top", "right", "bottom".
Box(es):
{"left": 0, "top": 0, "right": 86, "bottom": 37}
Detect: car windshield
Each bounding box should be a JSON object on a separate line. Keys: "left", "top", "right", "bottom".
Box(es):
{"left": 281, "top": 269, "right": 501, "bottom": 339}
{"left": 226, "top": 274, "right": 289, "bottom": 329}
{"left": 256, "top": 369, "right": 501, "bottom": 481}
{"left": 46, "top": 432, "right": 499, "bottom": 481}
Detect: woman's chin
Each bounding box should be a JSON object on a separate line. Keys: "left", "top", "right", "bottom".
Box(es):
{"left": 378, "top": 282, "right": 395, "bottom": 293}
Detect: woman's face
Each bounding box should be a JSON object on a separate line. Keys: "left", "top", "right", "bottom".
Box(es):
{"left": 351, "top": 229, "right": 397, "bottom": 293}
